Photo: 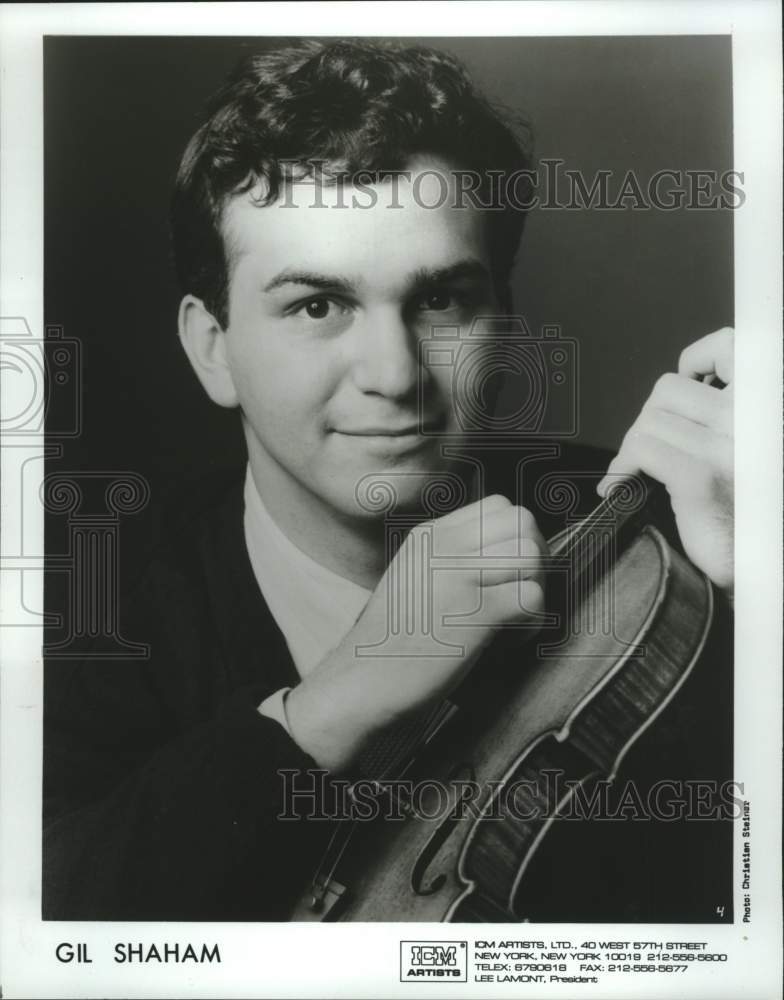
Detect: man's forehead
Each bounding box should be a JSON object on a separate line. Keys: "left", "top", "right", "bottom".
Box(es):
{"left": 222, "top": 160, "right": 491, "bottom": 287}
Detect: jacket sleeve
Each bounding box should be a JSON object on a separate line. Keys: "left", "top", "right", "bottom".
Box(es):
{"left": 43, "top": 540, "right": 331, "bottom": 921}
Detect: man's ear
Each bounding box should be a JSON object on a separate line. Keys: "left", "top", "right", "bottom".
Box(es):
{"left": 177, "top": 295, "right": 239, "bottom": 408}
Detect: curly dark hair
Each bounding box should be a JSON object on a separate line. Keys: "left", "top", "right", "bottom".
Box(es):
{"left": 171, "top": 39, "right": 533, "bottom": 327}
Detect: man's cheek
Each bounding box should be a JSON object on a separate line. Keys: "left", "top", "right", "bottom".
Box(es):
{"left": 429, "top": 367, "right": 461, "bottom": 428}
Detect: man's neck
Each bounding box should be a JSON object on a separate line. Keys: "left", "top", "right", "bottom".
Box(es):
{"left": 246, "top": 455, "right": 392, "bottom": 591}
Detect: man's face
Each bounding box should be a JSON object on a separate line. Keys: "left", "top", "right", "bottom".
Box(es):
{"left": 221, "top": 157, "right": 499, "bottom": 523}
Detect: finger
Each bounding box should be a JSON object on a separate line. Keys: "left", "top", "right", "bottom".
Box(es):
{"left": 647, "top": 372, "right": 733, "bottom": 436}
{"left": 474, "top": 504, "right": 545, "bottom": 553}
{"left": 678, "top": 327, "right": 734, "bottom": 384}
{"left": 600, "top": 430, "right": 729, "bottom": 502}
{"left": 477, "top": 535, "right": 543, "bottom": 586}
{"left": 426, "top": 495, "right": 510, "bottom": 555}
{"left": 431, "top": 492, "right": 510, "bottom": 529}
{"left": 598, "top": 407, "right": 731, "bottom": 498}
{"left": 628, "top": 408, "right": 721, "bottom": 459}
{"left": 485, "top": 578, "right": 546, "bottom": 623}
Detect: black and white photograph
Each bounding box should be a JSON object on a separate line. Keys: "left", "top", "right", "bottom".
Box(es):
{"left": 1, "top": 2, "right": 781, "bottom": 998}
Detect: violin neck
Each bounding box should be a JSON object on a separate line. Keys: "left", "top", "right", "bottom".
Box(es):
{"left": 548, "top": 473, "right": 661, "bottom": 579}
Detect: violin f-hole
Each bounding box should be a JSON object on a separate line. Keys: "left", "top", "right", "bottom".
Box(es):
{"left": 410, "top": 763, "right": 478, "bottom": 897}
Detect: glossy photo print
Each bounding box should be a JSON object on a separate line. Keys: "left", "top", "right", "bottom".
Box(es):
{"left": 0, "top": 4, "right": 781, "bottom": 999}
{"left": 41, "top": 32, "right": 737, "bottom": 925}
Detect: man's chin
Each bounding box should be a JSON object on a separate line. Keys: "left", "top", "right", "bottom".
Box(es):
{"left": 344, "top": 458, "right": 469, "bottom": 521}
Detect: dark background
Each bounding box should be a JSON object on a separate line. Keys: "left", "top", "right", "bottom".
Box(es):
{"left": 43, "top": 35, "right": 735, "bottom": 922}
{"left": 44, "top": 34, "right": 733, "bottom": 558}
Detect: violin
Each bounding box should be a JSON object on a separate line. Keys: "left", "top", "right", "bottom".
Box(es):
{"left": 290, "top": 474, "right": 714, "bottom": 922}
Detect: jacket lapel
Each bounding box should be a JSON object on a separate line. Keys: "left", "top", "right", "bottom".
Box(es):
{"left": 198, "top": 475, "right": 301, "bottom": 695}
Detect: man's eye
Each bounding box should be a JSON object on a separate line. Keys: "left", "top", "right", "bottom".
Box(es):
{"left": 416, "top": 290, "right": 461, "bottom": 312}
{"left": 292, "top": 297, "right": 350, "bottom": 321}
{"left": 302, "top": 298, "right": 332, "bottom": 319}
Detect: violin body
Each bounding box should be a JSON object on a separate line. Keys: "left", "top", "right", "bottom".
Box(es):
{"left": 291, "top": 497, "right": 714, "bottom": 922}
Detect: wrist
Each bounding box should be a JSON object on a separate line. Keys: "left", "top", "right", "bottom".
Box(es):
{"left": 285, "top": 677, "right": 374, "bottom": 773}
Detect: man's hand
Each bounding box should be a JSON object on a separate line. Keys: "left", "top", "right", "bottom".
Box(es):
{"left": 598, "top": 327, "right": 734, "bottom": 592}
{"left": 284, "top": 495, "right": 546, "bottom": 771}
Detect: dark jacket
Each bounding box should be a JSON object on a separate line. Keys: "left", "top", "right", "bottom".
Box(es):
{"left": 43, "top": 445, "right": 733, "bottom": 922}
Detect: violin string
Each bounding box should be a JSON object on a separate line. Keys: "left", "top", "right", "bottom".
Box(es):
{"left": 310, "top": 485, "right": 648, "bottom": 913}
{"left": 312, "top": 819, "right": 359, "bottom": 904}
{"left": 321, "top": 821, "right": 357, "bottom": 897}
{"left": 310, "top": 823, "right": 342, "bottom": 898}
{"left": 552, "top": 483, "right": 645, "bottom": 580}
{"left": 552, "top": 495, "right": 616, "bottom": 572}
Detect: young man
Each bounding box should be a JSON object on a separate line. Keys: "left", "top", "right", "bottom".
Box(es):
{"left": 43, "top": 40, "right": 734, "bottom": 921}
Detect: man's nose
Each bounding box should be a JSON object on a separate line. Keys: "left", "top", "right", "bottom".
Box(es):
{"left": 350, "top": 308, "right": 423, "bottom": 400}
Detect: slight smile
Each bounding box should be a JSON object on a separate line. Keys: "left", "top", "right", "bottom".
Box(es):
{"left": 334, "top": 415, "right": 447, "bottom": 437}
{"left": 332, "top": 423, "right": 443, "bottom": 453}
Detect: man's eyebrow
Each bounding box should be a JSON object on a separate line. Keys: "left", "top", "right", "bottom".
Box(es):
{"left": 408, "top": 259, "right": 492, "bottom": 289}
{"left": 263, "top": 269, "right": 357, "bottom": 294}
{"left": 262, "top": 259, "right": 492, "bottom": 296}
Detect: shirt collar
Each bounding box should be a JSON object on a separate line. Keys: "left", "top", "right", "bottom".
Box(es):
{"left": 242, "top": 466, "right": 372, "bottom": 677}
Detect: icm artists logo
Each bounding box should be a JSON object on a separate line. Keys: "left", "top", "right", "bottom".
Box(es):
{"left": 400, "top": 941, "right": 468, "bottom": 981}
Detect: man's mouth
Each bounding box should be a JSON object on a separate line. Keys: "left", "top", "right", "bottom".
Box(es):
{"left": 335, "top": 416, "right": 446, "bottom": 437}
{"left": 332, "top": 417, "right": 447, "bottom": 453}
{"left": 340, "top": 426, "right": 422, "bottom": 437}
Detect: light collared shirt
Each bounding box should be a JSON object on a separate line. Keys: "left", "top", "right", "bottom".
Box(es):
{"left": 243, "top": 466, "right": 373, "bottom": 733}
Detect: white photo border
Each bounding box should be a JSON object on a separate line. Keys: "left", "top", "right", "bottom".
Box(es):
{"left": 1, "top": 2, "right": 781, "bottom": 998}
